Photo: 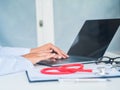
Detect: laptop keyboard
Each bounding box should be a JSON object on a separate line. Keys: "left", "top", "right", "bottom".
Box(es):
{"left": 37, "top": 55, "right": 97, "bottom": 66}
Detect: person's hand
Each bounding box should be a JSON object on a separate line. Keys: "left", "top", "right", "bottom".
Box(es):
{"left": 30, "top": 43, "right": 69, "bottom": 59}
{"left": 23, "top": 43, "right": 69, "bottom": 64}
{"left": 22, "top": 50, "right": 57, "bottom": 64}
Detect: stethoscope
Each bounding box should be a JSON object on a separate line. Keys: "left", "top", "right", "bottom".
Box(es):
{"left": 41, "top": 63, "right": 92, "bottom": 75}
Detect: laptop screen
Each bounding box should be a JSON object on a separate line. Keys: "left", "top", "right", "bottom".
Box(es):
{"left": 68, "top": 19, "right": 120, "bottom": 59}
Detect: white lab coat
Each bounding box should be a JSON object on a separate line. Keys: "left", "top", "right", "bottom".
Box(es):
{"left": 0, "top": 46, "right": 33, "bottom": 76}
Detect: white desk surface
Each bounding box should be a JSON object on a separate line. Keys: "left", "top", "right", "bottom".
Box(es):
{"left": 0, "top": 52, "right": 120, "bottom": 90}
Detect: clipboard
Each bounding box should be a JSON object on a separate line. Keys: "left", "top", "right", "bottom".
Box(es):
{"left": 26, "top": 64, "right": 120, "bottom": 83}
{"left": 26, "top": 71, "right": 58, "bottom": 83}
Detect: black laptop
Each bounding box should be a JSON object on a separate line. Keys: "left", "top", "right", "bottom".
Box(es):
{"left": 38, "top": 18, "right": 120, "bottom": 66}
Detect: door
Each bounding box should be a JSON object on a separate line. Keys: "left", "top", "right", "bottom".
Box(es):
{"left": 36, "top": 0, "right": 54, "bottom": 46}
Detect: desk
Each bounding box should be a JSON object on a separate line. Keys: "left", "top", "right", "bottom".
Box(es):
{"left": 0, "top": 52, "right": 120, "bottom": 90}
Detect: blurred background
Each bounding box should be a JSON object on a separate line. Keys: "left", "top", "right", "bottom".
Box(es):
{"left": 0, "top": 0, "right": 37, "bottom": 48}
{"left": 0, "top": 0, "right": 120, "bottom": 53}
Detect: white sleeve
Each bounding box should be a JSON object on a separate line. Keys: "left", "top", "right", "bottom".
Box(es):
{"left": 0, "top": 46, "right": 31, "bottom": 56}
{"left": 0, "top": 55, "right": 34, "bottom": 76}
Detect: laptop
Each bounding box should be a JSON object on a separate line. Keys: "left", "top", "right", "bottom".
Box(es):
{"left": 38, "top": 18, "right": 120, "bottom": 66}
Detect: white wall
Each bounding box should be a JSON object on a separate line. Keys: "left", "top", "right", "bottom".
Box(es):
{"left": 0, "top": 0, "right": 37, "bottom": 48}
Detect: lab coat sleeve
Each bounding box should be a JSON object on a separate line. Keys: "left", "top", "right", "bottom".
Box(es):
{"left": 0, "top": 55, "right": 34, "bottom": 76}
{"left": 0, "top": 46, "right": 31, "bottom": 56}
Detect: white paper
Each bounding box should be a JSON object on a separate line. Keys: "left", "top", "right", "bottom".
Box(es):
{"left": 26, "top": 64, "right": 120, "bottom": 82}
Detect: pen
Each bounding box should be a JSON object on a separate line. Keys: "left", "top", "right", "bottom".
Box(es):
{"left": 59, "top": 78, "right": 110, "bottom": 83}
